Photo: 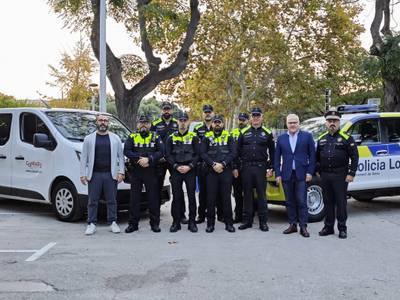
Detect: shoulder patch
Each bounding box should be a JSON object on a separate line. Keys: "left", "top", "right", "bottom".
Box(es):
{"left": 262, "top": 126, "right": 272, "bottom": 134}
{"left": 318, "top": 131, "right": 329, "bottom": 140}
{"left": 152, "top": 118, "right": 162, "bottom": 126}
{"left": 241, "top": 125, "right": 251, "bottom": 134}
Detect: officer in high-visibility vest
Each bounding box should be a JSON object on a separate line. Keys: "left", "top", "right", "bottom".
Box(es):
{"left": 316, "top": 108, "right": 359, "bottom": 239}
{"left": 237, "top": 107, "right": 275, "bottom": 232}
{"left": 166, "top": 112, "right": 200, "bottom": 233}
{"left": 201, "top": 115, "right": 236, "bottom": 233}
{"left": 124, "top": 114, "right": 164, "bottom": 233}
{"left": 231, "top": 112, "right": 249, "bottom": 223}
{"left": 193, "top": 104, "right": 214, "bottom": 223}
{"left": 151, "top": 101, "right": 188, "bottom": 224}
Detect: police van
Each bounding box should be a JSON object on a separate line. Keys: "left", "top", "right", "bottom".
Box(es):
{"left": 267, "top": 104, "right": 400, "bottom": 222}
{"left": 0, "top": 108, "right": 170, "bottom": 222}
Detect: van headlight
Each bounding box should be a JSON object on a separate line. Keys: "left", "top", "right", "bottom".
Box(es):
{"left": 75, "top": 151, "right": 81, "bottom": 161}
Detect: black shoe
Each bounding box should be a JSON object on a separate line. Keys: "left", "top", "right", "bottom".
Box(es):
{"left": 225, "top": 224, "right": 235, "bottom": 233}
{"left": 195, "top": 216, "right": 205, "bottom": 224}
{"left": 180, "top": 216, "right": 189, "bottom": 225}
{"left": 319, "top": 226, "right": 334, "bottom": 236}
{"left": 283, "top": 224, "right": 298, "bottom": 234}
{"left": 151, "top": 225, "right": 161, "bottom": 233}
{"left": 170, "top": 223, "right": 181, "bottom": 233}
{"left": 260, "top": 223, "right": 269, "bottom": 232}
{"left": 238, "top": 223, "right": 252, "bottom": 230}
{"left": 125, "top": 224, "right": 138, "bottom": 233}
{"left": 188, "top": 222, "right": 198, "bottom": 233}
{"left": 338, "top": 231, "right": 347, "bottom": 239}
{"left": 205, "top": 225, "right": 215, "bottom": 233}
{"left": 300, "top": 227, "right": 310, "bottom": 238}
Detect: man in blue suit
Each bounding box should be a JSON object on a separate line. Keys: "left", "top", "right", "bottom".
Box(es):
{"left": 274, "top": 114, "right": 316, "bottom": 237}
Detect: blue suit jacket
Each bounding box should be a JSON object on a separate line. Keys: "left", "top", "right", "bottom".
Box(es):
{"left": 274, "top": 130, "right": 316, "bottom": 181}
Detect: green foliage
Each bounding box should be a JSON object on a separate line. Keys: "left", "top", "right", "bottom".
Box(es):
{"left": 0, "top": 93, "right": 37, "bottom": 108}
{"left": 47, "top": 36, "right": 96, "bottom": 108}
{"left": 380, "top": 34, "right": 400, "bottom": 81}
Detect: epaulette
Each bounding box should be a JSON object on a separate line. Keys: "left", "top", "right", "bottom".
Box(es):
{"left": 240, "top": 125, "right": 251, "bottom": 134}
{"left": 318, "top": 131, "right": 329, "bottom": 140}
{"left": 152, "top": 118, "right": 162, "bottom": 125}
{"left": 262, "top": 126, "right": 272, "bottom": 134}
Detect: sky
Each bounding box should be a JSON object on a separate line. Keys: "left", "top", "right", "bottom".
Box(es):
{"left": 0, "top": 0, "right": 399, "bottom": 100}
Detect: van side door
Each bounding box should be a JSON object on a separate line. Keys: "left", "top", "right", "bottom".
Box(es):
{"left": 347, "top": 117, "right": 389, "bottom": 190}
{"left": 0, "top": 112, "right": 13, "bottom": 196}
{"left": 380, "top": 116, "right": 400, "bottom": 188}
{"left": 11, "top": 112, "right": 56, "bottom": 202}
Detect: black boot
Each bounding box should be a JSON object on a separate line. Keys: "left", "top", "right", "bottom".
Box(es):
{"left": 151, "top": 224, "right": 161, "bottom": 233}
{"left": 188, "top": 222, "right": 198, "bottom": 233}
{"left": 170, "top": 223, "right": 181, "bottom": 233}
{"left": 125, "top": 224, "right": 138, "bottom": 233}
{"left": 225, "top": 224, "right": 235, "bottom": 233}
{"left": 260, "top": 222, "right": 269, "bottom": 232}
{"left": 205, "top": 224, "right": 215, "bottom": 233}
{"left": 238, "top": 223, "right": 252, "bottom": 230}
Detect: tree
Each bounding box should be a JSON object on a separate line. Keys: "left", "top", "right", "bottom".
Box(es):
{"left": 170, "top": 0, "right": 376, "bottom": 126}
{"left": 370, "top": 0, "right": 400, "bottom": 111}
{"left": 48, "top": 0, "right": 200, "bottom": 130}
{"left": 47, "top": 36, "right": 96, "bottom": 108}
{"left": 0, "top": 92, "right": 37, "bottom": 108}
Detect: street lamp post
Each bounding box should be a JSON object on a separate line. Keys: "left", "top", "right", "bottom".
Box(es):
{"left": 99, "top": 0, "right": 106, "bottom": 112}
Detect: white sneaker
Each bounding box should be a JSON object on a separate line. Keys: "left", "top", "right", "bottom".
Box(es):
{"left": 85, "top": 223, "right": 96, "bottom": 235}
{"left": 110, "top": 221, "right": 121, "bottom": 233}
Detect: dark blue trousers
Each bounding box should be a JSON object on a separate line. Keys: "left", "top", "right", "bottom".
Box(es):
{"left": 282, "top": 171, "right": 308, "bottom": 228}
{"left": 87, "top": 172, "right": 117, "bottom": 224}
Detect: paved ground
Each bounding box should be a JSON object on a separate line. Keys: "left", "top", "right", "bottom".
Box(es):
{"left": 1, "top": 196, "right": 400, "bottom": 300}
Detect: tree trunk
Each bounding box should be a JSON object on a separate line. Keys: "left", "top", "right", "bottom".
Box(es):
{"left": 384, "top": 78, "right": 400, "bottom": 112}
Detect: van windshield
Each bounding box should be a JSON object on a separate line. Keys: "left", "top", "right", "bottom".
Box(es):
{"left": 45, "top": 111, "right": 131, "bottom": 142}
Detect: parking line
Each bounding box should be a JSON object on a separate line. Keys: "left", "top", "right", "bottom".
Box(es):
{"left": 25, "top": 242, "right": 57, "bottom": 262}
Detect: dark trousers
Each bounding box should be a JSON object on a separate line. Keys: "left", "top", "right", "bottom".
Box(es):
{"left": 232, "top": 174, "right": 243, "bottom": 220}
{"left": 159, "top": 163, "right": 186, "bottom": 216}
{"left": 197, "top": 169, "right": 207, "bottom": 218}
{"left": 242, "top": 165, "right": 268, "bottom": 224}
{"left": 282, "top": 171, "right": 308, "bottom": 227}
{"left": 87, "top": 172, "right": 117, "bottom": 224}
{"left": 206, "top": 168, "right": 233, "bottom": 225}
{"left": 170, "top": 169, "right": 197, "bottom": 224}
{"left": 321, "top": 172, "right": 349, "bottom": 231}
{"left": 129, "top": 167, "right": 160, "bottom": 226}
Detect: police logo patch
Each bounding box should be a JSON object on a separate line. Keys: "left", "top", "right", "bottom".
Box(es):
{"left": 337, "top": 137, "right": 342, "bottom": 142}
{"left": 261, "top": 132, "right": 265, "bottom": 136}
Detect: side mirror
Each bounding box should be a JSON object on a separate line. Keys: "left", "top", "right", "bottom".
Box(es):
{"left": 33, "top": 133, "right": 53, "bottom": 149}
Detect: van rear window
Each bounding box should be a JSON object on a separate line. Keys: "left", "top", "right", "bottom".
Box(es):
{"left": 0, "top": 113, "right": 12, "bottom": 146}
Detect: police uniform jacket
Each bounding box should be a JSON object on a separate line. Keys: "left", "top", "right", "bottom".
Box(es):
{"left": 200, "top": 130, "right": 236, "bottom": 170}
{"left": 123, "top": 131, "right": 164, "bottom": 170}
{"left": 165, "top": 130, "right": 200, "bottom": 170}
{"left": 237, "top": 125, "right": 275, "bottom": 169}
{"left": 151, "top": 117, "right": 178, "bottom": 142}
{"left": 316, "top": 130, "right": 359, "bottom": 176}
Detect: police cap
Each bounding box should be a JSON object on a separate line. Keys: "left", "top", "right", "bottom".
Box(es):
{"left": 137, "top": 114, "right": 151, "bottom": 123}
{"left": 212, "top": 114, "right": 224, "bottom": 123}
{"left": 238, "top": 112, "right": 249, "bottom": 121}
{"left": 250, "top": 107, "right": 262, "bottom": 116}
{"left": 161, "top": 101, "right": 172, "bottom": 109}
{"left": 202, "top": 104, "right": 214, "bottom": 113}
{"left": 177, "top": 111, "right": 189, "bottom": 121}
{"left": 324, "top": 108, "right": 341, "bottom": 120}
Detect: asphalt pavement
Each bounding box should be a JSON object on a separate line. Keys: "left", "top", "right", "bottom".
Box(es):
{"left": 1, "top": 196, "right": 400, "bottom": 300}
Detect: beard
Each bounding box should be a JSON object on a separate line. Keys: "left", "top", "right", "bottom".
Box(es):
{"left": 214, "top": 126, "right": 223, "bottom": 134}
{"left": 162, "top": 113, "right": 171, "bottom": 120}
{"left": 97, "top": 124, "right": 108, "bottom": 132}
{"left": 139, "top": 126, "right": 149, "bottom": 136}
{"left": 238, "top": 122, "right": 246, "bottom": 129}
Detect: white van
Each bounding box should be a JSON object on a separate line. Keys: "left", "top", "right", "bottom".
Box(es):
{"left": 0, "top": 108, "right": 170, "bottom": 221}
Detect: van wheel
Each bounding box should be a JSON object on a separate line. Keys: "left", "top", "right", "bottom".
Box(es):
{"left": 51, "top": 181, "right": 83, "bottom": 222}
{"left": 307, "top": 179, "right": 326, "bottom": 222}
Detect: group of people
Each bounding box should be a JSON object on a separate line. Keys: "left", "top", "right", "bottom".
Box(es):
{"left": 80, "top": 101, "right": 359, "bottom": 239}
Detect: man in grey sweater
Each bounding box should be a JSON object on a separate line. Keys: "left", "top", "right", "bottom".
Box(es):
{"left": 80, "top": 114, "right": 125, "bottom": 235}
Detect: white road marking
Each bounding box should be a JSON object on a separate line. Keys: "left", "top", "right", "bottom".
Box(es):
{"left": 25, "top": 242, "right": 57, "bottom": 262}
{"left": 0, "top": 242, "right": 56, "bottom": 262}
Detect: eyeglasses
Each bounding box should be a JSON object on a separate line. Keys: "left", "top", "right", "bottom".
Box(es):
{"left": 251, "top": 113, "right": 261, "bottom": 117}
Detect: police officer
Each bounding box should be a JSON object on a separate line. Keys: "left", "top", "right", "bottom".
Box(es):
{"left": 124, "top": 115, "right": 164, "bottom": 233}
{"left": 193, "top": 104, "right": 214, "bottom": 223}
{"left": 201, "top": 115, "right": 236, "bottom": 233}
{"left": 237, "top": 107, "right": 275, "bottom": 231}
{"left": 316, "top": 108, "right": 359, "bottom": 239}
{"left": 151, "top": 101, "right": 188, "bottom": 223}
{"left": 231, "top": 112, "right": 249, "bottom": 223}
{"left": 166, "top": 112, "right": 200, "bottom": 233}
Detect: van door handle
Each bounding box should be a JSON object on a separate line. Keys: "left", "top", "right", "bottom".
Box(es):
{"left": 15, "top": 156, "right": 25, "bottom": 160}
{"left": 376, "top": 150, "right": 388, "bottom": 156}
{"left": 0, "top": 155, "right": 6, "bottom": 159}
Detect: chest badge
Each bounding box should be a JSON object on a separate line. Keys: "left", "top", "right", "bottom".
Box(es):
{"left": 337, "top": 137, "right": 342, "bottom": 142}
